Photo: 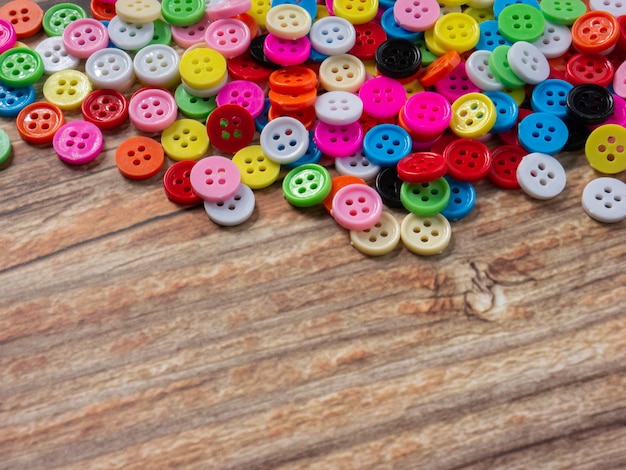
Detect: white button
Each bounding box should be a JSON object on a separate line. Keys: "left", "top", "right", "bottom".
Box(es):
{"left": 531, "top": 21, "right": 572, "bottom": 59}
{"left": 133, "top": 44, "right": 180, "bottom": 87}
{"left": 400, "top": 212, "right": 452, "bottom": 256}
{"left": 315, "top": 91, "right": 363, "bottom": 125}
{"left": 107, "top": 15, "right": 154, "bottom": 51}
{"left": 85, "top": 48, "right": 135, "bottom": 91}
{"left": 34, "top": 36, "right": 80, "bottom": 75}
{"left": 260, "top": 116, "right": 309, "bottom": 164}
{"left": 204, "top": 183, "right": 256, "bottom": 226}
{"left": 507, "top": 41, "right": 550, "bottom": 85}
{"left": 516, "top": 152, "right": 566, "bottom": 200}
{"left": 465, "top": 50, "right": 504, "bottom": 91}
{"left": 350, "top": 211, "right": 401, "bottom": 256}
{"left": 265, "top": 4, "right": 312, "bottom": 40}
{"left": 181, "top": 73, "right": 228, "bottom": 98}
{"left": 335, "top": 147, "right": 381, "bottom": 181}
{"left": 309, "top": 16, "right": 356, "bottom": 56}
{"left": 589, "top": 0, "right": 626, "bottom": 17}
{"left": 582, "top": 177, "right": 626, "bottom": 223}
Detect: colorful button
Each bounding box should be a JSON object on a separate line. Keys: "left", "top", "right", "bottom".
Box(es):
{"left": 284, "top": 131, "right": 321, "bottom": 168}
{"left": 581, "top": 177, "right": 626, "bottom": 223}
{"left": 349, "top": 211, "right": 401, "bottom": 256}
{"left": 190, "top": 155, "right": 241, "bottom": 202}
{"left": 506, "top": 41, "right": 549, "bottom": 85}
{"left": 260, "top": 116, "right": 309, "bottom": 164}
{"left": 400, "top": 177, "right": 451, "bottom": 216}
{"left": 16, "top": 101, "right": 65, "bottom": 144}
{"left": 482, "top": 90, "right": 518, "bottom": 133}
{"left": 42, "top": 3, "right": 86, "bottom": 37}
{"left": 42, "top": 70, "right": 92, "bottom": 111}
{"left": 323, "top": 174, "right": 367, "bottom": 212}
{"left": 174, "top": 84, "right": 216, "bottom": 121}
{"left": 206, "top": 104, "right": 255, "bottom": 153}
{"left": 380, "top": 7, "right": 421, "bottom": 42}
{"left": 35, "top": 36, "right": 80, "bottom": 75}
{"left": 393, "top": 0, "right": 440, "bottom": 32}
{"left": 349, "top": 22, "right": 386, "bottom": 60}
{"left": 418, "top": 50, "right": 461, "bottom": 87}
{"left": 91, "top": 0, "right": 117, "bottom": 21}
{"left": 566, "top": 84, "right": 615, "bottom": 126}
{"left": 518, "top": 112, "right": 568, "bottom": 155}
{"left": 333, "top": 0, "right": 378, "bottom": 24}
{"left": 0, "top": 0, "right": 43, "bottom": 39}
{"left": 375, "top": 39, "right": 421, "bottom": 79}
{"left": 358, "top": 76, "right": 406, "bottom": 120}
{"left": 309, "top": 16, "right": 356, "bottom": 55}
{"left": 0, "top": 83, "right": 35, "bottom": 117}
{"left": 232, "top": 145, "right": 281, "bottom": 189}
{"left": 443, "top": 137, "right": 491, "bottom": 181}
{"left": 331, "top": 184, "right": 383, "bottom": 230}
{"left": 334, "top": 148, "right": 381, "bottom": 181}
{"left": 363, "top": 123, "right": 412, "bottom": 167}
{"left": 449, "top": 92, "right": 496, "bottom": 138}
{"left": 531, "top": 21, "right": 572, "bottom": 59}
{"left": 319, "top": 53, "right": 366, "bottom": 92}
{"left": 401, "top": 91, "right": 452, "bottom": 140}
{"left": 531, "top": 79, "right": 572, "bottom": 119}
{"left": 498, "top": 4, "right": 545, "bottom": 43}
{"left": 115, "top": 0, "right": 161, "bottom": 23}
{"left": 163, "top": 160, "right": 202, "bottom": 205}
{"left": 0, "top": 47, "right": 43, "bottom": 87}
{"left": 53, "top": 120, "right": 103, "bottom": 165}
{"left": 400, "top": 212, "right": 451, "bottom": 255}
{"left": 315, "top": 90, "right": 363, "bottom": 125}
{"left": 181, "top": 71, "right": 228, "bottom": 98}
{"left": 282, "top": 163, "right": 332, "bottom": 207}
{"left": 488, "top": 144, "right": 526, "bottom": 189}
{"left": 488, "top": 45, "right": 525, "bottom": 89}
{"left": 205, "top": 18, "right": 251, "bottom": 59}
{"left": 85, "top": 48, "right": 135, "bottom": 92}
{"left": 204, "top": 183, "right": 255, "bottom": 226}
{"left": 206, "top": 0, "right": 252, "bottom": 21}
{"left": 263, "top": 33, "right": 310, "bottom": 66}
{"left": 62, "top": 18, "right": 108, "bottom": 59}
{"left": 133, "top": 44, "right": 180, "bottom": 88}
{"left": 228, "top": 50, "right": 274, "bottom": 82}
{"left": 171, "top": 12, "right": 210, "bottom": 48}
{"left": 441, "top": 176, "right": 476, "bottom": 221}
{"left": 397, "top": 152, "right": 447, "bottom": 183}
{"left": 265, "top": 4, "right": 311, "bottom": 40}
{"left": 81, "top": 89, "right": 129, "bottom": 130}
{"left": 216, "top": 80, "right": 264, "bottom": 118}
{"left": 0, "top": 128, "right": 11, "bottom": 167}
{"left": 107, "top": 16, "right": 154, "bottom": 51}
{"left": 476, "top": 19, "right": 510, "bottom": 52}
{"left": 375, "top": 166, "right": 404, "bottom": 208}
{"left": 565, "top": 53, "right": 614, "bottom": 88}
{"left": 433, "top": 13, "right": 480, "bottom": 53}
{"left": 434, "top": 61, "right": 480, "bottom": 103}
{"left": 585, "top": 124, "right": 626, "bottom": 174}
{"left": 314, "top": 120, "right": 363, "bottom": 158}
{"left": 115, "top": 136, "right": 164, "bottom": 180}
{"left": 516, "top": 152, "right": 566, "bottom": 200}
{"left": 179, "top": 47, "right": 227, "bottom": 90}
{"left": 162, "top": 119, "right": 210, "bottom": 161}
{"left": 572, "top": 11, "right": 619, "bottom": 55}
{"left": 161, "top": 0, "right": 206, "bottom": 26}
{"left": 0, "top": 19, "right": 17, "bottom": 54}
{"left": 540, "top": 0, "right": 585, "bottom": 25}
{"left": 129, "top": 87, "right": 178, "bottom": 133}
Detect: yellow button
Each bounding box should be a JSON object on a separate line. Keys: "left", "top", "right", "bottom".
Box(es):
{"left": 463, "top": 6, "right": 494, "bottom": 23}
{"left": 161, "top": 119, "right": 210, "bottom": 161}
{"left": 319, "top": 54, "right": 366, "bottom": 92}
{"left": 450, "top": 92, "right": 497, "bottom": 138}
{"left": 115, "top": 0, "right": 161, "bottom": 23}
{"left": 333, "top": 0, "right": 378, "bottom": 24}
{"left": 400, "top": 213, "right": 451, "bottom": 256}
{"left": 585, "top": 124, "right": 626, "bottom": 174}
{"left": 316, "top": 4, "right": 331, "bottom": 19}
{"left": 232, "top": 145, "right": 281, "bottom": 189}
{"left": 403, "top": 78, "right": 425, "bottom": 98}
{"left": 247, "top": 0, "right": 271, "bottom": 29}
{"left": 42, "top": 71, "right": 92, "bottom": 111}
{"left": 502, "top": 86, "right": 525, "bottom": 106}
{"left": 439, "top": 0, "right": 466, "bottom": 6}
{"left": 424, "top": 27, "right": 447, "bottom": 57}
{"left": 179, "top": 47, "right": 227, "bottom": 90}
{"left": 433, "top": 13, "right": 480, "bottom": 53}
{"left": 265, "top": 4, "right": 312, "bottom": 40}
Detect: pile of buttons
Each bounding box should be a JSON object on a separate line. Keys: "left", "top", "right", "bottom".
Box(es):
{"left": 0, "top": 0, "right": 625, "bottom": 256}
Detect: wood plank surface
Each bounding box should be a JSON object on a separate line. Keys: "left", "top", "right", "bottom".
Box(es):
{"left": 1, "top": 2, "right": 625, "bottom": 468}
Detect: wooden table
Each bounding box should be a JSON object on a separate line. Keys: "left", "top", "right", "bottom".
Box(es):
{"left": 1, "top": 2, "right": 625, "bottom": 468}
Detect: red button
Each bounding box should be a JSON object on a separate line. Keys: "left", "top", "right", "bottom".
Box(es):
{"left": 206, "top": 103, "right": 255, "bottom": 153}
{"left": 349, "top": 22, "right": 387, "bottom": 60}
{"left": 227, "top": 50, "right": 274, "bottom": 82}
{"left": 565, "top": 53, "right": 614, "bottom": 87}
{"left": 443, "top": 137, "right": 491, "bottom": 182}
{"left": 163, "top": 160, "right": 202, "bottom": 205}
{"left": 498, "top": 108, "right": 532, "bottom": 146}
{"left": 359, "top": 111, "right": 396, "bottom": 136}
{"left": 90, "top": 0, "right": 116, "bottom": 20}
{"left": 16, "top": 101, "right": 65, "bottom": 145}
{"left": 397, "top": 152, "right": 447, "bottom": 183}
{"left": 430, "top": 133, "right": 459, "bottom": 155}
{"left": 81, "top": 89, "right": 129, "bottom": 131}
{"left": 488, "top": 144, "right": 526, "bottom": 189}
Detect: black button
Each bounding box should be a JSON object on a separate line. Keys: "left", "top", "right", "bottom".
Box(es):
{"left": 562, "top": 118, "right": 591, "bottom": 152}
{"left": 375, "top": 39, "right": 421, "bottom": 79}
{"left": 249, "top": 34, "right": 281, "bottom": 70}
{"left": 375, "top": 167, "right": 404, "bottom": 208}
{"left": 566, "top": 84, "right": 614, "bottom": 125}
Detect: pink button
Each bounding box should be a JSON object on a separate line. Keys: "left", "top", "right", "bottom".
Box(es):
{"left": 216, "top": 80, "right": 265, "bottom": 118}
{"left": 612, "top": 60, "right": 626, "bottom": 99}
{"left": 331, "top": 184, "right": 383, "bottom": 230}
{"left": 206, "top": 0, "right": 251, "bottom": 21}
{"left": 129, "top": 87, "right": 178, "bottom": 133}
{"left": 263, "top": 33, "right": 310, "bottom": 67}
{"left": 434, "top": 61, "right": 480, "bottom": 103}
{"left": 401, "top": 91, "right": 452, "bottom": 141}
{"left": 358, "top": 76, "right": 407, "bottom": 120}
{"left": 171, "top": 12, "right": 211, "bottom": 49}
{"left": 0, "top": 19, "right": 16, "bottom": 54}
{"left": 189, "top": 155, "right": 241, "bottom": 202}
{"left": 53, "top": 121, "right": 103, "bottom": 165}
{"left": 393, "top": 0, "right": 440, "bottom": 32}
{"left": 314, "top": 121, "right": 364, "bottom": 158}
{"left": 62, "top": 18, "right": 109, "bottom": 59}
{"left": 205, "top": 18, "right": 251, "bottom": 59}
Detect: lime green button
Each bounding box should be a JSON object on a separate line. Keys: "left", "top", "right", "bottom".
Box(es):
{"left": 540, "top": 0, "right": 587, "bottom": 25}
{"left": 42, "top": 3, "right": 87, "bottom": 37}
{"left": 416, "top": 37, "right": 438, "bottom": 66}
{"left": 0, "top": 47, "right": 44, "bottom": 87}
{"left": 488, "top": 45, "right": 525, "bottom": 89}
{"left": 282, "top": 164, "right": 332, "bottom": 207}
{"left": 498, "top": 4, "right": 545, "bottom": 43}
{"left": 0, "top": 128, "right": 12, "bottom": 167}
{"left": 133, "top": 19, "right": 172, "bottom": 53}
{"left": 400, "top": 178, "right": 451, "bottom": 216}
{"left": 174, "top": 84, "right": 217, "bottom": 121}
{"left": 161, "top": 0, "right": 205, "bottom": 26}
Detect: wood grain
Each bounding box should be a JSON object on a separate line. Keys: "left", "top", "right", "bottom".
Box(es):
{"left": 1, "top": 2, "right": 625, "bottom": 468}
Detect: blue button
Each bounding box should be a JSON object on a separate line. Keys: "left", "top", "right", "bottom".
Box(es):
{"left": 441, "top": 176, "right": 476, "bottom": 221}
{"left": 284, "top": 131, "right": 321, "bottom": 169}
{"left": 272, "top": 0, "right": 317, "bottom": 22}
{"left": 254, "top": 97, "right": 271, "bottom": 133}
{"left": 379, "top": 0, "right": 396, "bottom": 9}
{"left": 363, "top": 123, "right": 413, "bottom": 167}
{"left": 493, "top": 0, "right": 540, "bottom": 18}
{"left": 380, "top": 8, "right": 422, "bottom": 42}
{"left": 483, "top": 90, "right": 518, "bottom": 134}
{"left": 308, "top": 44, "right": 329, "bottom": 63}
{"left": 531, "top": 79, "right": 573, "bottom": 120}
{"left": 476, "top": 20, "right": 511, "bottom": 52}
{"left": 0, "top": 84, "right": 36, "bottom": 117}
{"left": 518, "top": 112, "right": 569, "bottom": 155}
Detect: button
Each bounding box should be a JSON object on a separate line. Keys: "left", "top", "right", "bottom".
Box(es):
{"left": 282, "top": 163, "right": 332, "bottom": 207}
{"left": 315, "top": 90, "right": 363, "bottom": 125}
{"left": 248, "top": 34, "right": 280, "bottom": 69}
{"left": 35, "top": 36, "right": 80, "bottom": 75}
{"left": 216, "top": 80, "right": 265, "bottom": 119}
{"left": 318, "top": 53, "right": 366, "bottom": 92}
{"left": 613, "top": 60, "right": 626, "bottom": 100}
{"left": 476, "top": 19, "right": 511, "bottom": 52}
{"left": 133, "top": 20, "right": 172, "bottom": 52}
{"left": 133, "top": 44, "right": 180, "bottom": 88}
{"left": 401, "top": 91, "right": 452, "bottom": 140}
{"left": 506, "top": 41, "right": 549, "bottom": 85}
{"left": 588, "top": 0, "right": 626, "bottom": 17}
{"left": 205, "top": 18, "right": 251, "bottom": 59}
{"left": 52, "top": 120, "right": 104, "bottom": 165}
{"left": 433, "top": 13, "right": 480, "bottom": 53}
{"left": 581, "top": 177, "right": 626, "bottom": 223}
{"left": 400, "top": 212, "right": 451, "bottom": 256}
{"left": 530, "top": 78, "right": 572, "bottom": 119}
{"left": 0, "top": 83, "right": 35, "bottom": 117}
{"left": 498, "top": 4, "right": 545, "bottom": 43}
{"left": 232, "top": 145, "right": 281, "bottom": 189}
{"left": 335, "top": 148, "right": 381, "bottom": 181}
{"left": 190, "top": 155, "right": 241, "bottom": 201}
{"left": 206, "top": 0, "right": 252, "bottom": 21}
{"left": 358, "top": 76, "right": 406, "bottom": 120}
{"left": 331, "top": 184, "right": 383, "bottom": 230}
{"left": 349, "top": 22, "right": 387, "bottom": 60}
{"left": 174, "top": 84, "right": 216, "bottom": 121}
{"left": 565, "top": 53, "right": 614, "bottom": 88}
{"left": 400, "top": 177, "right": 451, "bottom": 216}
{"left": 572, "top": 11, "right": 619, "bottom": 55}
{"left": 263, "top": 33, "right": 311, "bottom": 67}
{"left": 0, "top": 0, "right": 43, "bottom": 39}
{"left": 204, "top": 183, "right": 255, "bottom": 226}
{"left": 265, "top": 4, "right": 311, "bottom": 40}
{"left": 531, "top": 21, "right": 572, "bottom": 59}
{"left": 16, "top": 101, "right": 65, "bottom": 145}
{"left": 349, "top": 211, "right": 401, "bottom": 256}
{"left": 449, "top": 92, "right": 496, "bottom": 138}
{"left": 482, "top": 90, "right": 518, "bottom": 134}
{"left": 565, "top": 84, "right": 614, "bottom": 126}
{"left": 283, "top": 131, "right": 321, "bottom": 168}
{"left": 433, "top": 61, "right": 480, "bottom": 103}
{"left": 488, "top": 45, "right": 525, "bottom": 89}
{"left": 161, "top": 0, "right": 205, "bottom": 26}
{"left": 0, "top": 47, "right": 43, "bottom": 87}
{"left": 115, "top": 136, "right": 164, "bottom": 180}
{"left": 397, "top": 152, "right": 447, "bottom": 183}
{"left": 563, "top": 118, "right": 591, "bottom": 152}
{"left": 206, "top": 104, "right": 255, "bottom": 154}
{"left": 162, "top": 119, "right": 210, "bottom": 161}
{"left": 418, "top": 50, "right": 461, "bottom": 87}
{"left": 363, "top": 123, "right": 413, "bottom": 167}
{"left": 333, "top": 0, "right": 377, "bottom": 24}
{"left": 590, "top": 93, "right": 626, "bottom": 129}
{"left": 393, "top": 0, "right": 440, "bottom": 32}
{"left": 441, "top": 176, "right": 476, "bottom": 221}
{"left": 272, "top": 0, "right": 316, "bottom": 19}
{"left": 488, "top": 144, "right": 526, "bottom": 189}
{"left": 313, "top": 120, "right": 362, "bottom": 158}
{"left": 518, "top": 112, "right": 568, "bottom": 155}
{"left": 0, "top": 19, "right": 17, "bottom": 54}
{"left": 179, "top": 47, "right": 227, "bottom": 91}
{"left": 107, "top": 16, "right": 154, "bottom": 51}
{"left": 85, "top": 48, "right": 135, "bottom": 92}
{"left": 129, "top": 87, "right": 178, "bottom": 133}
{"left": 61, "top": 18, "right": 108, "bottom": 59}
{"left": 443, "top": 137, "right": 491, "bottom": 181}
{"left": 42, "top": 70, "right": 92, "bottom": 111}
{"left": 323, "top": 175, "right": 367, "bottom": 212}
{"left": 171, "top": 12, "right": 210, "bottom": 48}
{"left": 268, "top": 103, "right": 317, "bottom": 130}
{"left": 91, "top": 0, "right": 116, "bottom": 21}
{"left": 516, "top": 152, "right": 566, "bottom": 200}
{"left": 81, "top": 89, "right": 129, "bottom": 131}
{"left": 585, "top": 124, "right": 626, "bottom": 174}
{"left": 0, "top": 128, "right": 11, "bottom": 167}
{"left": 380, "top": 7, "right": 421, "bottom": 43}
{"left": 540, "top": 0, "right": 585, "bottom": 25}
{"left": 228, "top": 50, "right": 274, "bottom": 82}
{"left": 163, "top": 160, "right": 202, "bottom": 205}
{"left": 309, "top": 15, "right": 356, "bottom": 55}
{"left": 115, "top": 0, "right": 161, "bottom": 23}
{"left": 375, "top": 166, "right": 404, "bottom": 208}
{"left": 260, "top": 116, "right": 309, "bottom": 164}
{"left": 42, "top": 3, "right": 87, "bottom": 37}
{"left": 375, "top": 39, "right": 421, "bottom": 79}
{"left": 269, "top": 65, "right": 317, "bottom": 94}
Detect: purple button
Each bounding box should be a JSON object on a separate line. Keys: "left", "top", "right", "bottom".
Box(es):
{"left": 53, "top": 121, "right": 103, "bottom": 165}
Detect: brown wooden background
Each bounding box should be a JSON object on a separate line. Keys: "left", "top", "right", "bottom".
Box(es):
{"left": 1, "top": 1, "right": 625, "bottom": 468}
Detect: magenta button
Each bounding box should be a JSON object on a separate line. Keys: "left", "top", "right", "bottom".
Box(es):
{"left": 0, "top": 19, "right": 17, "bottom": 54}
{"left": 401, "top": 91, "right": 452, "bottom": 141}
{"left": 216, "top": 80, "right": 265, "bottom": 119}
{"left": 314, "top": 121, "right": 363, "bottom": 158}
{"left": 53, "top": 121, "right": 103, "bottom": 165}
{"left": 358, "top": 76, "right": 407, "bottom": 120}
{"left": 263, "top": 33, "right": 310, "bottom": 67}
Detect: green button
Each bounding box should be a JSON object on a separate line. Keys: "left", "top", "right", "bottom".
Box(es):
{"left": 161, "top": 0, "right": 206, "bottom": 27}
{"left": 0, "top": 128, "right": 12, "bottom": 167}
{"left": 488, "top": 45, "right": 525, "bottom": 89}
{"left": 282, "top": 164, "right": 332, "bottom": 207}
{"left": 175, "top": 84, "right": 217, "bottom": 121}
{"left": 416, "top": 38, "right": 438, "bottom": 67}
{"left": 540, "top": 0, "right": 587, "bottom": 25}
{"left": 0, "top": 48, "right": 44, "bottom": 87}
{"left": 400, "top": 178, "right": 451, "bottom": 216}
{"left": 42, "top": 3, "right": 87, "bottom": 37}
{"left": 498, "top": 4, "right": 545, "bottom": 43}
{"left": 133, "top": 19, "right": 172, "bottom": 53}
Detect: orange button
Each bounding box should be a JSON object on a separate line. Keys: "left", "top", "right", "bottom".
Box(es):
{"left": 572, "top": 11, "right": 619, "bottom": 55}
{"left": 269, "top": 66, "right": 318, "bottom": 94}
{"left": 419, "top": 50, "right": 461, "bottom": 88}
{"left": 16, "top": 101, "right": 65, "bottom": 145}
{"left": 268, "top": 88, "right": 317, "bottom": 112}
{"left": 115, "top": 136, "right": 165, "bottom": 180}
{"left": 0, "top": 0, "right": 43, "bottom": 38}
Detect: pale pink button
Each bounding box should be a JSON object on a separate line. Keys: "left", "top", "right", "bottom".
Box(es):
{"left": 129, "top": 87, "right": 178, "bottom": 133}
{"left": 190, "top": 155, "right": 241, "bottom": 202}
{"left": 216, "top": 80, "right": 265, "bottom": 118}
{"left": 171, "top": 12, "right": 211, "bottom": 49}
{"left": 263, "top": 33, "right": 310, "bottom": 67}
{"left": 401, "top": 91, "right": 452, "bottom": 141}
{"left": 0, "top": 19, "right": 17, "bottom": 54}
{"left": 205, "top": 18, "right": 251, "bottom": 59}
{"left": 434, "top": 61, "right": 480, "bottom": 103}
{"left": 331, "top": 184, "right": 383, "bottom": 230}
{"left": 358, "top": 76, "right": 407, "bottom": 119}
{"left": 62, "top": 18, "right": 109, "bottom": 59}
{"left": 53, "top": 121, "right": 104, "bottom": 165}
{"left": 313, "top": 121, "right": 363, "bottom": 158}
{"left": 206, "top": 0, "right": 251, "bottom": 21}
{"left": 393, "top": 0, "right": 440, "bottom": 32}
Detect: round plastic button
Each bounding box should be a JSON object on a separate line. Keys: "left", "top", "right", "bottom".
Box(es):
{"left": 331, "top": 184, "right": 383, "bottom": 230}
{"left": 263, "top": 33, "right": 310, "bottom": 66}
{"left": 441, "top": 176, "right": 476, "bottom": 221}
{"left": 162, "top": 119, "right": 210, "bottom": 161}
{"left": 115, "top": 0, "right": 161, "bottom": 23}
{"left": 318, "top": 53, "right": 366, "bottom": 92}
{"left": 498, "top": 4, "right": 545, "bottom": 43}
{"left": 81, "top": 89, "right": 129, "bottom": 131}
{"left": 585, "top": 124, "right": 626, "bottom": 174}
{"left": 323, "top": 174, "right": 366, "bottom": 213}
{"left": 228, "top": 50, "right": 274, "bottom": 82}
{"left": 400, "top": 177, "right": 451, "bottom": 216}
{"left": 0, "top": 128, "right": 11, "bottom": 166}
{"left": 449, "top": 92, "right": 497, "bottom": 138}
{"left": 309, "top": 15, "right": 356, "bottom": 55}
{"left": 581, "top": 177, "right": 626, "bottom": 223}
{"left": 488, "top": 144, "right": 526, "bottom": 189}
{"left": 314, "top": 121, "right": 363, "bottom": 158}
{"left": 163, "top": 160, "right": 202, "bottom": 205}
{"left": 206, "top": 0, "right": 252, "bottom": 21}
{"left": 315, "top": 90, "right": 363, "bottom": 125}
{"left": 401, "top": 91, "right": 452, "bottom": 140}
{"left": 190, "top": 155, "right": 241, "bottom": 202}
{"left": 91, "top": 0, "right": 117, "bottom": 21}
{"left": 393, "top": 0, "right": 440, "bottom": 32}
{"left": 349, "top": 211, "right": 400, "bottom": 256}
{"left": 179, "top": 46, "right": 227, "bottom": 91}
{"left": 115, "top": 136, "right": 164, "bottom": 180}
{"left": 0, "top": 0, "right": 43, "bottom": 39}
{"left": 572, "top": 11, "right": 619, "bottom": 55}
{"left": 333, "top": 0, "right": 378, "bottom": 24}
{"left": 52, "top": 120, "right": 103, "bottom": 165}
{"left": 265, "top": 4, "right": 311, "bottom": 40}
{"left": 434, "top": 13, "right": 480, "bottom": 53}
{"left": 566, "top": 84, "right": 614, "bottom": 126}
{"left": 0, "top": 83, "right": 35, "bottom": 117}
{"left": 375, "top": 166, "right": 404, "bottom": 208}
{"left": 205, "top": 18, "right": 251, "bottom": 59}
{"left": 397, "top": 152, "right": 447, "bottom": 183}
{"left": 216, "top": 80, "right": 264, "bottom": 119}
{"left": 530, "top": 78, "right": 572, "bottom": 119}
{"left": 400, "top": 212, "right": 451, "bottom": 255}
{"left": 482, "top": 90, "right": 518, "bottom": 134}
{"left": 42, "top": 3, "right": 86, "bottom": 37}
{"left": 206, "top": 104, "right": 255, "bottom": 154}
{"left": 16, "top": 101, "right": 65, "bottom": 145}
{"left": 516, "top": 152, "right": 567, "bottom": 200}
{"left": 171, "top": 12, "right": 210, "bottom": 48}
{"left": 488, "top": 45, "right": 525, "bottom": 89}
{"left": 375, "top": 39, "right": 421, "bottom": 79}
{"left": 0, "top": 47, "right": 43, "bottom": 87}
{"left": 269, "top": 65, "right": 317, "bottom": 94}
{"left": 565, "top": 53, "right": 614, "bottom": 88}
{"left": 419, "top": 50, "right": 461, "bottom": 87}
{"left": 204, "top": 183, "right": 255, "bottom": 226}
{"left": 232, "top": 145, "right": 280, "bottom": 189}
{"left": 129, "top": 87, "right": 178, "bottom": 133}
{"left": 589, "top": 0, "right": 626, "bottom": 18}
{"left": 506, "top": 40, "right": 549, "bottom": 85}
{"left": 443, "top": 137, "right": 491, "bottom": 181}
{"left": 161, "top": 0, "right": 206, "bottom": 26}
{"left": 349, "top": 22, "right": 386, "bottom": 60}
{"left": 85, "top": 48, "right": 135, "bottom": 92}
{"left": 133, "top": 44, "right": 180, "bottom": 88}
{"left": 358, "top": 76, "right": 406, "bottom": 120}
{"left": 42, "top": 70, "right": 92, "bottom": 111}
{"left": 518, "top": 112, "right": 568, "bottom": 155}
{"left": 0, "top": 19, "right": 17, "bottom": 55}
{"left": 433, "top": 61, "right": 481, "bottom": 104}
{"left": 174, "top": 85, "right": 216, "bottom": 121}
{"left": 476, "top": 19, "right": 511, "bottom": 52}
{"left": 363, "top": 124, "right": 413, "bottom": 167}
{"left": 107, "top": 15, "right": 154, "bottom": 51}
{"left": 260, "top": 116, "right": 309, "bottom": 164}
{"left": 335, "top": 148, "right": 381, "bottom": 181}
{"left": 61, "top": 18, "right": 108, "bottom": 59}
{"left": 35, "top": 36, "right": 80, "bottom": 75}
{"left": 540, "top": 0, "right": 585, "bottom": 25}
{"left": 532, "top": 21, "right": 572, "bottom": 59}
{"left": 282, "top": 163, "right": 332, "bottom": 207}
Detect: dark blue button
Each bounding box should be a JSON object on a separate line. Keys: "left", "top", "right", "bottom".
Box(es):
{"left": 363, "top": 123, "right": 413, "bottom": 167}
{"left": 476, "top": 20, "right": 511, "bottom": 52}
{"left": 380, "top": 8, "right": 422, "bottom": 42}
{"left": 518, "top": 112, "right": 569, "bottom": 155}
{"left": 483, "top": 90, "right": 518, "bottom": 134}
{"left": 0, "top": 84, "right": 36, "bottom": 117}
{"left": 531, "top": 79, "right": 573, "bottom": 119}
{"left": 441, "top": 176, "right": 476, "bottom": 221}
